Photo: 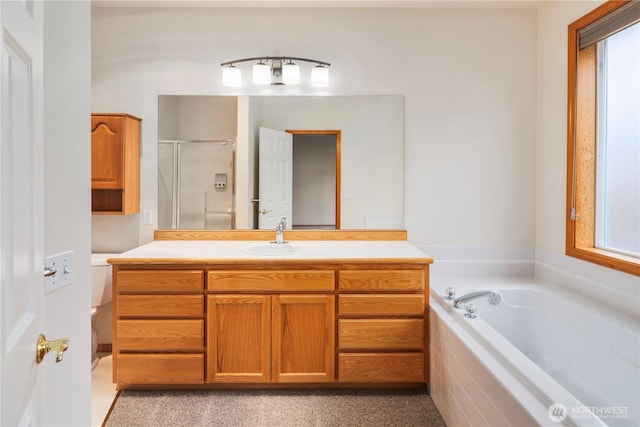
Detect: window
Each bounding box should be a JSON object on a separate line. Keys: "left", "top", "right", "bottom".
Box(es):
{"left": 567, "top": 0, "right": 640, "bottom": 276}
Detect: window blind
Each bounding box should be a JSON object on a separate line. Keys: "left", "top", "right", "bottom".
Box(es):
{"left": 579, "top": 1, "right": 640, "bottom": 49}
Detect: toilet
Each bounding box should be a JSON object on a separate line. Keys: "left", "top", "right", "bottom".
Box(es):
{"left": 91, "top": 253, "right": 117, "bottom": 369}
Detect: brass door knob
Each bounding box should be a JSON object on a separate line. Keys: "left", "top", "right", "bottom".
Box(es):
{"left": 260, "top": 209, "right": 272, "bottom": 215}
{"left": 36, "top": 333, "right": 69, "bottom": 363}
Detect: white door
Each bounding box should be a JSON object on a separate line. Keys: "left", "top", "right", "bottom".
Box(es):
{"left": 1, "top": 1, "right": 46, "bottom": 425}
{"left": 258, "top": 127, "right": 293, "bottom": 230}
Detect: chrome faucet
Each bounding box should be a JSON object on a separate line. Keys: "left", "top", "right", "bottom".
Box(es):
{"left": 275, "top": 216, "right": 287, "bottom": 244}
{"left": 453, "top": 290, "right": 501, "bottom": 308}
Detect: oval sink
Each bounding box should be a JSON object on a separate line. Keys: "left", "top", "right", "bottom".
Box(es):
{"left": 243, "top": 243, "right": 303, "bottom": 256}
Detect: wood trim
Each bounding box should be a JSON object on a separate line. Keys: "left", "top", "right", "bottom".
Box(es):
{"left": 568, "top": 0, "right": 631, "bottom": 32}
{"left": 566, "top": 7, "right": 580, "bottom": 257}
{"left": 92, "top": 113, "right": 142, "bottom": 121}
{"left": 566, "top": 0, "right": 640, "bottom": 277}
{"left": 110, "top": 258, "right": 431, "bottom": 267}
{"left": 116, "top": 382, "right": 427, "bottom": 391}
{"left": 154, "top": 229, "right": 407, "bottom": 241}
{"left": 574, "top": 44, "right": 597, "bottom": 250}
{"left": 286, "top": 130, "right": 341, "bottom": 229}
{"left": 123, "top": 116, "right": 140, "bottom": 215}
{"left": 567, "top": 247, "right": 640, "bottom": 275}
{"left": 96, "top": 343, "right": 112, "bottom": 353}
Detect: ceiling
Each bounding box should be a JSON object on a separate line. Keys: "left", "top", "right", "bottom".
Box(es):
{"left": 92, "top": 0, "right": 540, "bottom": 9}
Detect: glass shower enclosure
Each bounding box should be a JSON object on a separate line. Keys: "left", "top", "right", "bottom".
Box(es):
{"left": 158, "top": 140, "right": 235, "bottom": 229}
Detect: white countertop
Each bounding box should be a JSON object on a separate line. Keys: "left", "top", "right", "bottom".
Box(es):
{"left": 108, "top": 240, "right": 432, "bottom": 264}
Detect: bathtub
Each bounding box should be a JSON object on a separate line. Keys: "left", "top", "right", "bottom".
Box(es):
{"left": 429, "top": 277, "right": 639, "bottom": 427}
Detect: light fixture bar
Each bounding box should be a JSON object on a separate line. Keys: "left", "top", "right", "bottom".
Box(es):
{"left": 221, "top": 56, "right": 330, "bottom": 68}
{"left": 221, "top": 56, "right": 330, "bottom": 87}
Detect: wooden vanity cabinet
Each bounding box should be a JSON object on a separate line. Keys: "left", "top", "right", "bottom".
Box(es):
{"left": 207, "top": 270, "right": 335, "bottom": 384}
{"left": 110, "top": 257, "right": 430, "bottom": 388}
{"left": 337, "top": 269, "right": 427, "bottom": 383}
{"left": 112, "top": 268, "right": 205, "bottom": 385}
{"left": 91, "top": 113, "right": 141, "bottom": 214}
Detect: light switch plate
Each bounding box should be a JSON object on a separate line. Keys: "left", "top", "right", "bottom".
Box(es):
{"left": 143, "top": 209, "right": 153, "bottom": 225}
{"left": 44, "top": 251, "right": 73, "bottom": 293}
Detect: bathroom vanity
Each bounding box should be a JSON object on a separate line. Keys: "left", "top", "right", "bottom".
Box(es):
{"left": 108, "top": 230, "right": 432, "bottom": 390}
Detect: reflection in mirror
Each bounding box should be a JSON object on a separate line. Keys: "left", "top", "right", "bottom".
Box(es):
{"left": 158, "top": 95, "right": 404, "bottom": 230}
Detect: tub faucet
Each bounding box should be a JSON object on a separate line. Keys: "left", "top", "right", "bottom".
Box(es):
{"left": 453, "top": 290, "right": 501, "bottom": 308}
{"left": 275, "top": 216, "right": 287, "bottom": 244}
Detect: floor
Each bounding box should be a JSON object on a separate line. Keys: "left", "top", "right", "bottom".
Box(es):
{"left": 91, "top": 353, "right": 118, "bottom": 427}
{"left": 93, "top": 353, "right": 446, "bottom": 427}
{"left": 105, "top": 388, "right": 446, "bottom": 426}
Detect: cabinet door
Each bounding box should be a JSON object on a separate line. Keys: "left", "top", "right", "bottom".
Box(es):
{"left": 272, "top": 294, "right": 335, "bottom": 383}
{"left": 91, "top": 115, "right": 124, "bottom": 189}
{"left": 207, "top": 295, "right": 271, "bottom": 383}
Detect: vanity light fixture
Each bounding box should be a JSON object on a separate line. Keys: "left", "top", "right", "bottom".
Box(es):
{"left": 221, "top": 56, "right": 330, "bottom": 87}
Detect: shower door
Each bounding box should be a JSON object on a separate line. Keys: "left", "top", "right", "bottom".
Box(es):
{"left": 158, "top": 140, "right": 235, "bottom": 229}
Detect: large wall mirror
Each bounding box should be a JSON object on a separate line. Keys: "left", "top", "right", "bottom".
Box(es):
{"left": 158, "top": 95, "right": 404, "bottom": 230}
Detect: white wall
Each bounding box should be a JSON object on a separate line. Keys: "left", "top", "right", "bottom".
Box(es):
{"left": 44, "top": 1, "right": 92, "bottom": 425}
{"left": 535, "top": 1, "right": 639, "bottom": 317}
{"left": 158, "top": 95, "right": 237, "bottom": 141}
{"left": 89, "top": 0, "right": 639, "bottom": 365}
{"left": 91, "top": 5, "right": 538, "bottom": 256}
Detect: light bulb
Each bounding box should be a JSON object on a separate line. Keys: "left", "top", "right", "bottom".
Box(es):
{"left": 253, "top": 62, "right": 271, "bottom": 85}
{"left": 222, "top": 66, "right": 241, "bottom": 87}
{"left": 282, "top": 62, "right": 300, "bottom": 85}
{"left": 311, "top": 65, "right": 329, "bottom": 87}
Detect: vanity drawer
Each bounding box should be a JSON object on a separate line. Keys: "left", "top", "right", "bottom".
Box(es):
{"left": 117, "top": 270, "right": 204, "bottom": 293}
{"left": 338, "top": 353, "right": 424, "bottom": 383}
{"left": 208, "top": 270, "right": 335, "bottom": 292}
{"left": 339, "top": 294, "right": 424, "bottom": 316}
{"left": 116, "top": 319, "right": 204, "bottom": 351}
{"left": 338, "top": 270, "right": 424, "bottom": 293}
{"left": 117, "top": 295, "right": 204, "bottom": 318}
{"left": 338, "top": 319, "right": 424, "bottom": 350}
{"left": 116, "top": 354, "right": 204, "bottom": 384}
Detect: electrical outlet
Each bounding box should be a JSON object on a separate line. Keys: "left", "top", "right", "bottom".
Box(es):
{"left": 44, "top": 251, "right": 73, "bottom": 293}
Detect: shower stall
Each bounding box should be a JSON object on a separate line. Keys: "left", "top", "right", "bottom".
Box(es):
{"left": 158, "top": 140, "right": 235, "bottom": 229}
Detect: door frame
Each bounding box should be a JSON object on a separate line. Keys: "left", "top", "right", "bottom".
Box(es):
{"left": 286, "top": 130, "right": 341, "bottom": 229}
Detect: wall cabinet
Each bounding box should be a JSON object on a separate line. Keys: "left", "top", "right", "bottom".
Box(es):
{"left": 91, "top": 113, "right": 141, "bottom": 214}
{"left": 207, "top": 270, "right": 335, "bottom": 383}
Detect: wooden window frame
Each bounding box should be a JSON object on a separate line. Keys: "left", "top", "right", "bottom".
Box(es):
{"left": 566, "top": 0, "right": 640, "bottom": 276}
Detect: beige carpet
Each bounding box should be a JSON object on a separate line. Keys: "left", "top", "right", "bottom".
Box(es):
{"left": 104, "top": 389, "right": 447, "bottom": 427}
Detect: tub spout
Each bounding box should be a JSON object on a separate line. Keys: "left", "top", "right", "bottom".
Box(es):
{"left": 453, "top": 290, "right": 501, "bottom": 308}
